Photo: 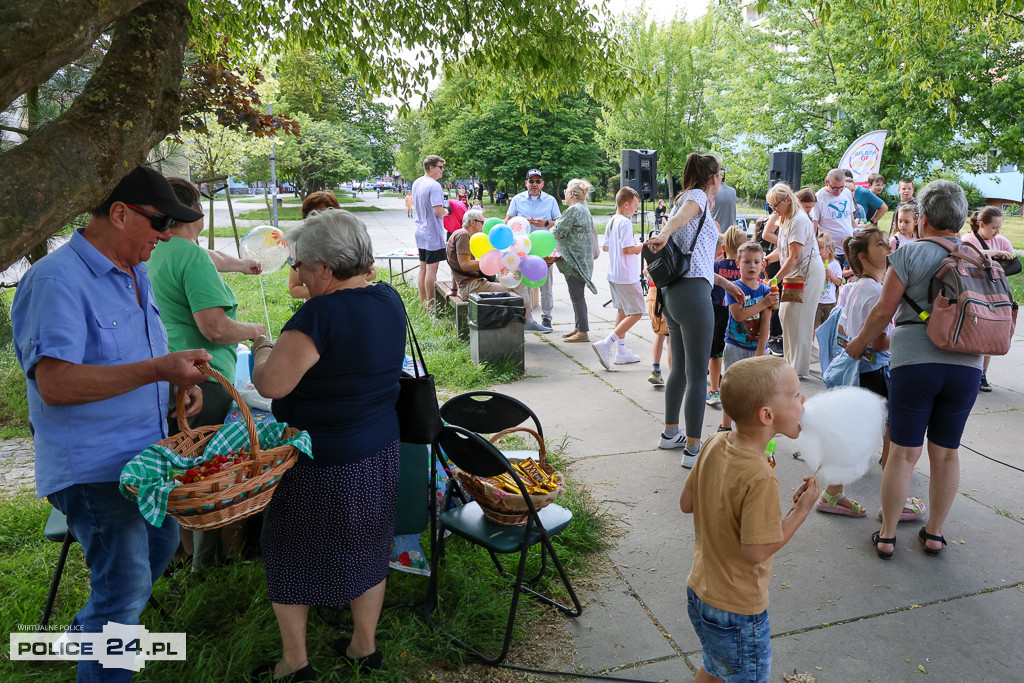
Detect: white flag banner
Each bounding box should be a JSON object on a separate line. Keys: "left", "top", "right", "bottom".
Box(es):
{"left": 840, "top": 130, "right": 888, "bottom": 186}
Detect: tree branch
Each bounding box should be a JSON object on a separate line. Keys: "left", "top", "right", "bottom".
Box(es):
{"left": 0, "top": 0, "right": 147, "bottom": 110}
{"left": 0, "top": 0, "right": 192, "bottom": 269}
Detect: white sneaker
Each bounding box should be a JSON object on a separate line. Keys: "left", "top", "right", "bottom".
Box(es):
{"left": 659, "top": 432, "right": 686, "bottom": 449}
{"left": 613, "top": 347, "right": 642, "bottom": 364}
{"left": 592, "top": 338, "right": 615, "bottom": 370}
{"left": 681, "top": 449, "right": 699, "bottom": 468}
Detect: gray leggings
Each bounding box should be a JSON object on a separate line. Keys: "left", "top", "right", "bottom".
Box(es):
{"left": 565, "top": 275, "right": 589, "bottom": 333}
{"left": 661, "top": 277, "right": 713, "bottom": 438}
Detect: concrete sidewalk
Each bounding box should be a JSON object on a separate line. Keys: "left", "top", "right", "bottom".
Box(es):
{"left": 240, "top": 194, "right": 1024, "bottom": 681}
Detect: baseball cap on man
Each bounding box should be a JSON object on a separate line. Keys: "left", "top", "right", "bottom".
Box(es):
{"left": 526, "top": 169, "right": 543, "bottom": 180}
{"left": 104, "top": 166, "right": 203, "bottom": 223}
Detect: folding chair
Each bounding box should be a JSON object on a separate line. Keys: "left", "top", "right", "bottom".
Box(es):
{"left": 40, "top": 508, "right": 169, "bottom": 629}
{"left": 439, "top": 392, "right": 544, "bottom": 462}
{"left": 424, "top": 425, "right": 582, "bottom": 665}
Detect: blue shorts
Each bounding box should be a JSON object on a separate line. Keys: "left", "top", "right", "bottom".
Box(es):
{"left": 686, "top": 587, "right": 771, "bottom": 682}
{"left": 889, "top": 363, "right": 982, "bottom": 449}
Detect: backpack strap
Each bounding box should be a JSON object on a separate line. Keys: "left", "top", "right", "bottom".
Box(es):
{"left": 898, "top": 236, "right": 957, "bottom": 324}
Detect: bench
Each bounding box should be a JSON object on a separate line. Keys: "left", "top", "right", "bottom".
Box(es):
{"left": 433, "top": 280, "right": 469, "bottom": 340}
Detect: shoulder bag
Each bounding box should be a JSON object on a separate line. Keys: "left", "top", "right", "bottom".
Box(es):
{"left": 973, "top": 230, "right": 1022, "bottom": 276}
{"left": 641, "top": 201, "right": 709, "bottom": 289}
{"left": 385, "top": 283, "right": 444, "bottom": 444}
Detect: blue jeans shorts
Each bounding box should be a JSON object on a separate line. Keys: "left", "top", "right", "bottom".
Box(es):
{"left": 687, "top": 587, "right": 771, "bottom": 682}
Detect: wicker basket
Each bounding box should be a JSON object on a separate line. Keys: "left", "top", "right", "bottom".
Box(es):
{"left": 124, "top": 364, "right": 300, "bottom": 531}
{"left": 451, "top": 427, "right": 564, "bottom": 526}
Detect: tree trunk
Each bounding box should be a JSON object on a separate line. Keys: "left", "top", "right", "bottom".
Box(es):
{"left": 0, "top": 1, "right": 192, "bottom": 270}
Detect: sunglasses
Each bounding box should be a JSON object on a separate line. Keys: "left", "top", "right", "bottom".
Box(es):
{"left": 435, "top": 165, "right": 445, "bottom": 171}
{"left": 124, "top": 203, "right": 175, "bottom": 232}
{"left": 290, "top": 260, "right": 303, "bottom": 272}
{"left": 527, "top": 179, "right": 543, "bottom": 184}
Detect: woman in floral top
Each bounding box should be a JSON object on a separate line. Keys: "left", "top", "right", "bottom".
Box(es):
{"left": 551, "top": 178, "right": 597, "bottom": 342}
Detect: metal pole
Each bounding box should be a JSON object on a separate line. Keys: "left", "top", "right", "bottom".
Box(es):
{"left": 269, "top": 103, "right": 279, "bottom": 228}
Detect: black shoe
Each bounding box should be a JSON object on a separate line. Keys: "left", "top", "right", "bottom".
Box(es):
{"left": 766, "top": 339, "right": 784, "bottom": 356}
{"left": 979, "top": 374, "right": 992, "bottom": 392}
{"left": 542, "top": 316, "right": 552, "bottom": 328}
{"left": 333, "top": 637, "right": 384, "bottom": 671}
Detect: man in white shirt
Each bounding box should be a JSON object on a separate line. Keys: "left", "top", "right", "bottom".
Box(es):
{"left": 813, "top": 168, "right": 856, "bottom": 269}
{"left": 411, "top": 154, "right": 449, "bottom": 307}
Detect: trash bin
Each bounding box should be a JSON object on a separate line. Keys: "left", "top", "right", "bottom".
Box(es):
{"left": 468, "top": 292, "right": 526, "bottom": 371}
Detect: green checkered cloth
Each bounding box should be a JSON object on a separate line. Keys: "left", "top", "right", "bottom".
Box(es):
{"left": 120, "top": 421, "right": 312, "bottom": 526}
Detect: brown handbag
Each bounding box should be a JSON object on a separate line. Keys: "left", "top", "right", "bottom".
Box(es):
{"left": 781, "top": 276, "right": 806, "bottom": 304}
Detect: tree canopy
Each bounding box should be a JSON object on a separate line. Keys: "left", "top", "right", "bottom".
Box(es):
{"left": 0, "top": 0, "right": 632, "bottom": 270}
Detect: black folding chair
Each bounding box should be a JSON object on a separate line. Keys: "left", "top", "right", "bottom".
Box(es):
{"left": 424, "top": 425, "right": 581, "bottom": 665}
{"left": 439, "top": 390, "right": 544, "bottom": 462}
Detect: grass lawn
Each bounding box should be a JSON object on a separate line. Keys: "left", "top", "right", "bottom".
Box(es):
{"left": 236, "top": 206, "right": 380, "bottom": 221}
{"left": 236, "top": 197, "right": 364, "bottom": 206}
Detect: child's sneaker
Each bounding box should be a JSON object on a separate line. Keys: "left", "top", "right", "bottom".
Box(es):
{"left": 592, "top": 338, "right": 615, "bottom": 370}
{"left": 705, "top": 390, "right": 721, "bottom": 406}
{"left": 613, "top": 348, "right": 641, "bottom": 364}
{"left": 648, "top": 370, "right": 665, "bottom": 386}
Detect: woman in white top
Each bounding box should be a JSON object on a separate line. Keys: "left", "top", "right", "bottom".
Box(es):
{"left": 644, "top": 153, "right": 744, "bottom": 467}
{"left": 765, "top": 183, "right": 826, "bottom": 378}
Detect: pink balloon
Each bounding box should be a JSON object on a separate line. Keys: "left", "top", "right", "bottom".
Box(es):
{"left": 520, "top": 255, "right": 548, "bottom": 281}
{"left": 479, "top": 249, "right": 502, "bottom": 276}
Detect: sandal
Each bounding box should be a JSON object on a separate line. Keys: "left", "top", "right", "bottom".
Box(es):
{"left": 871, "top": 531, "right": 896, "bottom": 560}
{"left": 876, "top": 497, "right": 928, "bottom": 523}
{"left": 816, "top": 490, "right": 866, "bottom": 517}
{"left": 919, "top": 526, "right": 947, "bottom": 556}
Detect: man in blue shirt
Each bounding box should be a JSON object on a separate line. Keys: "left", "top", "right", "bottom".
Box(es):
{"left": 411, "top": 154, "right": 449, "bottom": 307}
{"left": 505, "top": 169, "right": 560, "bottom": 330}
{"left": 12, "top": 165, "right": 211, "bottom": 683}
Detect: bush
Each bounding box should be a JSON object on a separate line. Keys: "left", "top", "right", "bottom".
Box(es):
{"left": 921, "top": 169, "right": 986, "bottom": 209}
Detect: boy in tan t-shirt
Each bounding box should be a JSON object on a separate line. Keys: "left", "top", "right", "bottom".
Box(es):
{"left": 680, "top": 355, "right": 819, "bottom": 682}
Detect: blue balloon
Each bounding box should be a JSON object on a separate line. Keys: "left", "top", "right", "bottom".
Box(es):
{"left": 488, "top": 225, "right": 514, "bottom": 250}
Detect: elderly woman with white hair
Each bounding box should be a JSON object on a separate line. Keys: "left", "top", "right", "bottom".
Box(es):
{"left": 551, "top": 178, "right": 597, "bottom": 342}
{"left": 250, "top": 209, "right": 405, "bottom": 680}
{"left": 847, "top": 180, "right": 982, "bottom": 561}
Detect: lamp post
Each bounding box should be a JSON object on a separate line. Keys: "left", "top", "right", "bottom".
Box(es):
{"left": 269, "top": 103, "right": 279, "bottom": 228}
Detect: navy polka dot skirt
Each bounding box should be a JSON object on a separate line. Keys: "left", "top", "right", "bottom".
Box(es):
{"left": 262, "top": 440, "right": 400, "bottom": 606}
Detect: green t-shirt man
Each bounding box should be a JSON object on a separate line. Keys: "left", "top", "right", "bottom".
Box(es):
{"left": 148, "top": 237, "right": 239, "bottom": 383}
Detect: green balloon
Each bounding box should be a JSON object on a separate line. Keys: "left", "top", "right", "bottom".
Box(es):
{"left": 529, "top": 229, "right": 556, "bottom": 258}
{"left": 521, "top": 273, "right": 548, "bottom": 288}
{"left": 482, "top": 217, "right": 502, "bottom": 234}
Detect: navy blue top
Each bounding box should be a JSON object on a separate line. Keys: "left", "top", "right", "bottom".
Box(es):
{"left": 272, "top": 283, "right": 406, "bottom": 466}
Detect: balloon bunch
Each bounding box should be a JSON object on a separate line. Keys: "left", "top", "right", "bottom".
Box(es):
{"left": 469, "top": 216, "right": 556, "bottom": 288}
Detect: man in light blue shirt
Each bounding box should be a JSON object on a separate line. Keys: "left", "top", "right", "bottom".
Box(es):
{"left": 505, "top": 169, "right": 561, "bottom": 329}
{"left": 412, "top": 154, "right": 449, "bottom": 307}
{"left": 12, "top": 166, "right": 210, "bottom": 683}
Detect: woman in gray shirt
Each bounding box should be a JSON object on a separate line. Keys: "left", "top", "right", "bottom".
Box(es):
{"left": 847, "top": 180, "right": 982, "bottom": 560}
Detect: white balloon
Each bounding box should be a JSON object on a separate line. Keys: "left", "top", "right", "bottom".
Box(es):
{"left": 240, "top": 226, "right": 290, "bottom": 273}
{"left": 501, "top": 250, "right": 522, "bottom": 271}
{"left": 507, "top": 216, "right": 530, "bottom": 234}
{"left": 496, "top": 267, "right": 522, "bottom": 288}
{"left": 513, "top": 233, "right": 532, "bottom": 254}
{"left": 787, "top": 387, "right": 886, "bottom": 486}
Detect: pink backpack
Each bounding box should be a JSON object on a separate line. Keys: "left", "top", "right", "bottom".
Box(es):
{"left": 900, "top": 237, "right": 1018, "bottom": 355}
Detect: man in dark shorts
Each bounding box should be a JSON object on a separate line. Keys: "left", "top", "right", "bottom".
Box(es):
{"left": 411, "top": 154, "right": 449, "bottom": 307}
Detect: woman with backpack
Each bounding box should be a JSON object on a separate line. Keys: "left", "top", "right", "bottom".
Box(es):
{"left": 846, "top": 180, "right": 983, "bottom": 560}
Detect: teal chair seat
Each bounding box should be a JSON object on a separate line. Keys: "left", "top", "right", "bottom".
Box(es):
{"left": 440, "top": 502, "right": 572, "bottom": 554}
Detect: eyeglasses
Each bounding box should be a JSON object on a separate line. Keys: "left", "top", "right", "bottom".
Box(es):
{"left": 123, "top": 203, "right": 175, "bottom": 232}
{"left": 768, "top": 197, "right": 790, "bottom": 210}
{"left": 527, "top": 179, "right": 542, "bottom": 184}
{"left": 826, "top": 183, "right": 845, "bottom": 192}
{"left": 290, "top": 260, "right": 303, "bottom": 272}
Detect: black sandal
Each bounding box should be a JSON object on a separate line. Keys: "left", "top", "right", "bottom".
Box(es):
{"left": 919, "top": 527, "right": 947, "bottom": 556}
{"left": 871, "top": 531, "right": 896, "bottom": 560}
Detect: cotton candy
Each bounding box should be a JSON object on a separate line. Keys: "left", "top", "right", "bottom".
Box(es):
{"left": 786, "top": 387, "right": 886, "bottom": 486}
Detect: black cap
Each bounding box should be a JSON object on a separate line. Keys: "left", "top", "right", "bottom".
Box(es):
{"left": 526, "top": 169, "right": 543, "bottom": 179}
{"left": 105, "top": 166, "right": 203, "bottom": 223}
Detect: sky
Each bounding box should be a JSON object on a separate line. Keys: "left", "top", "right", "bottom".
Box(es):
{"left": 603, "top": 0, "right": 709, "bottom": 22}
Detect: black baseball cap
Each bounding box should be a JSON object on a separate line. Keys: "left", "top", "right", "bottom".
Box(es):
{"left": 526, "top": 169, "right": 543, "bottom": 179}
{"left": 104, "top": 166, "right": 203, "bottom": 223}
